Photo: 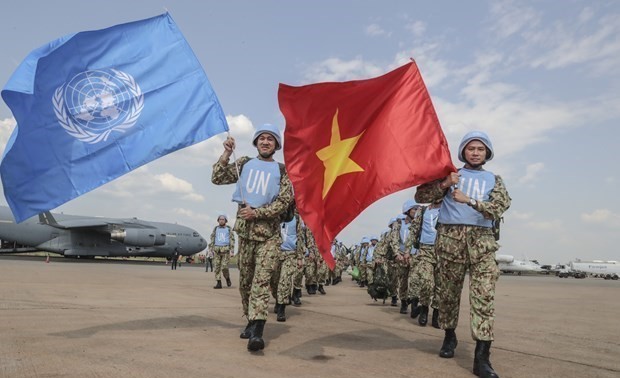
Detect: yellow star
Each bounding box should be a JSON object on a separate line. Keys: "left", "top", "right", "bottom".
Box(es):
{"left": 316, "top": 109, "right": 365, "bottom": 199}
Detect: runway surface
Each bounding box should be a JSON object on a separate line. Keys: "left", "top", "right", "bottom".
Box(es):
{"left": 0, "top": 257, "right": 618, "bottom": 378}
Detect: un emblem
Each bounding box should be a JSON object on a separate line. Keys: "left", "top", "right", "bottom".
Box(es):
{"left": 53, "top": 69, "right": 144, "bottom": 144}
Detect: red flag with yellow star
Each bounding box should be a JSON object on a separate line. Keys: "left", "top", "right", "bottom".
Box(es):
{"left": 278, "top": 61, "right": 455, "bottom": 268}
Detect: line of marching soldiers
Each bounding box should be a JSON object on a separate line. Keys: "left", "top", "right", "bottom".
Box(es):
{"left": 349, "top": 199, "right": 442, "bottom": 328}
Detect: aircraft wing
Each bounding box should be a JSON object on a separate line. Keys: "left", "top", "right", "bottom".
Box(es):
{"left": 39, "top": 212, "right": 157, "bottom": 230}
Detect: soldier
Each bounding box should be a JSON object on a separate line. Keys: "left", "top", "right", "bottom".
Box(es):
{"left": 303, "top": 227, "right": 319, "bottom": 295}
{"left": 209, "top": 215, "right": 235, "bottom": 289}
{"left": 365, "top": 236, "right": 379, "bottom": 284}
{"left": 415, "top": 131, "right": 510, "bottom": 378}
{"left": 271, "top": 204, "right": 304, "bottom": 322}
{"left": 390, "top": 202, "right": 416, "bottom": 315}
{"left": 211, "top": 124, "right": 293, "bottom": 352}
{"left": 357, "top": 237, "right": 370, "bottom": 287}
{"left": 291, "top": 220, "right": 313, "bottom": 306}
{"left": 384, "top": 218, "right": 399, "bottom": 306}
{"left": 404, "top": 204, "right": 424, "bottom": 319}
{"left": 410, "top": 200, "right": 442, "bottom": 328}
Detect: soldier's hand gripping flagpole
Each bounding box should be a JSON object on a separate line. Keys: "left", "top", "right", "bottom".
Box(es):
{"left": 226, "top": 131, "right": 247, "bottom": 206}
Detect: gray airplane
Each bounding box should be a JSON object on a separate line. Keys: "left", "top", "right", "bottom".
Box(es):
{"left": 0, "top": 206, "right": 207, "bottom": 258}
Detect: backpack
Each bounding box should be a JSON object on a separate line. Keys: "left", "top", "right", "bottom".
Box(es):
{"left": 367, "top": 264, "right": 390, "bottom": 301}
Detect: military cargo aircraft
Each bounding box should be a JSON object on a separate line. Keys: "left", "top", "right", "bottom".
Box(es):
{"left": 495, "top": 254, "right": 543, "bottom": 275}
{"left": 0, "top": 206, "right": 206, "bottom": 258}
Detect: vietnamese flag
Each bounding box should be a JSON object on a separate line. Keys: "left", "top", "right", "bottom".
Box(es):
{"left": 278, "top": 61, "right": 455, "bottom": 269}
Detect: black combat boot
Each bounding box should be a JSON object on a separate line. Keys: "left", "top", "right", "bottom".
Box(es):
{"left": 306, "top": 284, "right": 311, "bottom": 295}
{"left": 273, "top": 303, "right": 280, "bottom": 314}
{"left": 310, "top": 284, "right": 318, "bottom": 295}
{"left": 292, "top": 289, "right": 302, "bottom": 306}
{"left": 399, "top": 299, "right": 408, "bottom": 314}
{"left": 439, "top": 328, "right": 458, "bottom": 358}
{"left": 225, "top": 276, "right": 232, "bottom": 287}
{"left": 325, "top": 278, "right": 331, "bottom": 286}
{"left": 277, "top": 304, "right": 286, "bottom": 322}
{"left": 432, "top": 308, "right": 440, "bottom": 329}
{"left": 213, "top": 280, "right": 222, "bottom": 289}
{"left": 318, "top": 284, "right": 326, "bottom": 295}
{"left": 410, "top": 297, "right": 421, "bottom": 319}
{"left": 247, "top": 320, "right": 266, "bottom": 351}
{"left": 418, "top": 305, "right": 429, "bottom": 326}
{"left": 390, "top": 296, "right": 398, "bottom": 306}
{"left": 473, "top": 340, "right": 499, "bottom": 378}
{"left": 240, "top": 320, "right": 255, "bottom": 339}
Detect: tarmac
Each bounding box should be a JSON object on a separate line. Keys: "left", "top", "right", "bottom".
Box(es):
{"left": 0, "top": 256, "right": 618, "bottom": 378}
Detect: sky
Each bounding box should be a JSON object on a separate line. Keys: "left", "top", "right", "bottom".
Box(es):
{"left": 0, "top": 0, "right": 619, "bottom": 265}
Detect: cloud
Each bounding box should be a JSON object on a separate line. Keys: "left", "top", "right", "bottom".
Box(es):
{"left": 182, "top": 113, "right": 256, "bottom": 164}
{"left": 405, "top": 21, "right": 426, "bottom": 37}
{"left": 302, "top": 57, "right": 384, "bottom": 83}
{"left": 581, "top": 209, "right": 620, "bottom": 228}
{"left": 365, "top": 24, "right": 390, "bottom": 37}
{"left": 100, "top": 167, "right": 203, "bottom": 202}
{"left": 0, "top": 117, "right": 16, "bottom": 156}
{"left": 488, "top": 0, "right": 541, "bottom": 39}
{"left": 518, "top": 162, "right": 544, "bottom": 185}
{"left": 525, "top": 219, "right": 562, "bottom": 231}
{"left": 511, "top": 210, "right": 532, "bottom": 220}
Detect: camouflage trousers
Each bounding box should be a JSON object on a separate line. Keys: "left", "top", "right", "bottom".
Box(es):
{"left": 328, "top": 260, "right": 343, "bottom": 282}
{"left": 293, "top": 258, "right": 304, "bottom": 289}
{"left": 435, "top": 224, "right": 500, "bottom": 341}
{"left": 393, "top": 257, "right": 410, "bottom": 300}
{"left": 317, "top": 258, "right": 328, "bottom": 285}
{"left": 407, "top": 253, "right": 421, "bottom": 300}
{"left": 358, "top": 262, "right": 367, "bottom": 282}
{"left": 212, "top": 246, "right": 231, "bottom": 281}
{"left": 238, "top": 236, "right": 280, "bottom": 321}
{"left": 270, "top": 251, "right": 298, "bottom": 304}
{"left": 365, "top": 261, "right": 375, "bottom": 284}
{"left": 414, "top": 244, "right": 439, "bottom": 308}
{"left": 303, "top": 256, "right": 317, "bottom": 286}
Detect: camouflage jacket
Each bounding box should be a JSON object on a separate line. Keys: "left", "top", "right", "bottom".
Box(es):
{"left": 212, "top": 156, "right": 294, "bottom": 242}
{"left": 414, "top": 171, "right": 511, "bottom": 222}
{"left": 389, "top": 220, "right": 414, "bottom": 257}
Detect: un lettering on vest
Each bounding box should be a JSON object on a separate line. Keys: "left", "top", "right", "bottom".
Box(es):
{"left": 458, "top": 176, "right": 488, "bottom": 201}
{"left": 232, "top": 159, "right": 280, "bottom": 208}
{"left": 438, "top": 170, "right": 495, "bottom": 227}
{"left": 246, "top": 168, "right": 271, "bottom": 197}
{"left": 215, "top": 227, "right": 229, "bottom": 246}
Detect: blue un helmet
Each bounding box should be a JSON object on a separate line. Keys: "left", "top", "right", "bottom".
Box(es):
{"left": 252, "top": 124, "right": 282, "bottom": 150}
{"left": 402, "top": 199, "right": 417, "bottom": 215}
{"left": 370, "top": 235, "right": 379, "bottom": 242}
{"left": 361, "top": 237, "right": 370, "bottom": 244}
{"left": 458, "top": 131, "right": 494, "bottom": 163}
{"left": 388, "top": 217, "right": 397, "bottom": 227}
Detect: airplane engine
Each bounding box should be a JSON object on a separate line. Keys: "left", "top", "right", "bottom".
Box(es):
{"left": 110, "top": 229, "right": 166, "bottom": 247}
{"left": 495, "top": 254, "right": 515, "bottom": 263}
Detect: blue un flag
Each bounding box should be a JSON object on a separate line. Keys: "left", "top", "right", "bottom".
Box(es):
{"left": 1, "top": 13, "right": 229, "bottom": 222}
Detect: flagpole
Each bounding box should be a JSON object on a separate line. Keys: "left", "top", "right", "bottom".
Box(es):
{"left": 226, "top": 131, "right": 247, "bottom": 205}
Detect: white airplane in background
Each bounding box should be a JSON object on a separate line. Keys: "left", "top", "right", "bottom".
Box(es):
{"left": 495, "top": 254, "right": 543, "bottom": 275}
{"left": 569, "top": 260, "right": 620, "bottom": 280}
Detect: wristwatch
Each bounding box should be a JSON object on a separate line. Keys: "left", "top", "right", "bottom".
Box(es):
{"left": 468, "top": 198, "right": 477, "bottom": 207}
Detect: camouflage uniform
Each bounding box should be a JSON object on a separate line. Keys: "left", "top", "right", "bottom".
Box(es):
{"left": 271, "top": 213, "right": 304, "bottom": 305}
{"left": 212, "top": 156, "right": 293, "bottom": 321}
{"left": 415, "top": 175, "right": 510, "bottom": 341}
{"left": 404, "top": 209, "right": 424, "bottom": 302}
{"left": 410, "top": 204, "right": 441, "bottom": 310}
{"left": 302, "top": 226, "right": 319, "bottom": 292}
{"left": 209, "top": 225, "right": 235, "bottom": 281}
{"left": 389, "top": 221, "right": 411, "bottom": 301}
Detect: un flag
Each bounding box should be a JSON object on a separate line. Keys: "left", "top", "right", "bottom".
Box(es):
{"left": 0, "top": 13, "right": 229, "bottom": 222}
